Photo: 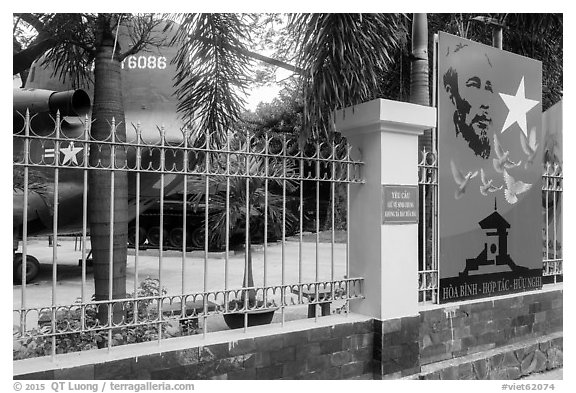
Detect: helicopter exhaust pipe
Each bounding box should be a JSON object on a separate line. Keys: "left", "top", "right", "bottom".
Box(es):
{"left": 13, "top": 88, "right": 91, "bottom": 117}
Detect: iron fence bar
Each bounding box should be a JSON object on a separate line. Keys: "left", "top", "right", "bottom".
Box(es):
{"left": 20, "top": 109, "right": 31, "bottom": 333}
{"left": 158, "top": 125, "right": 166, "bottom": 345}
{"left": 107, "top": 118, "right": 116, "bottom": 351}
{"left": 13, "top": 132, "right": 364, "bottom": 173}
{"left": 281, "top": 134, "right": 287, "bottom": 327}
{"left": 81, "top": 115, "right": 90, "bottom": 329}
{"left": 134, "top": 123, "right": 142, "bottom": 326}
{"left": 433, "top": 154, "right": 439, "bottom": 303}
{"left": 545, "top": 168, "right": 549, "bottom": 276}
{"left": 432, "top": 33, "right": 438, "bottom": 150}
{"left": 263, "top": 135, "right": 269, "bottom": 307}
{"left": 15, "top": 132, "right": 360, "bottom": 164}
{"left": 432, "top": 34, "right": 440, "bottom": 302}
{"left": 244, "top": 168, "right": 250, "bottom": 333}
{"left": 299, "top": 155, "right": 304, "bottom": 287}
{"left": 435, "top": 156, "right": 441, "bottom": 302}
{"left": 51, "top": 111, "right": 62, "bottom": 359}
{"left": 225, "top": 133, "right": 231, "bottom": 295}
{"left": 552, "top": 175, "right": 557, "bottom": 283}
{"left": 181, "top": 128, "right": 189, "bottom": 298}
{"left": 330, "top": 140, "right": 336, "bottom": 306}
{"left": 315, "top": 141, "right": 320, "bottom": 322}
{"left": 12, "top": 160, "right": 364, "bottom": 184}
{"left": 203, "top": 129, "right": 210, "bottom": 337}
{"left": 421, "top": 151, "right": 427, "bottom": 296}
{"left": 13, "top": 278, "right": 365, "bottom": 345}
{"left": 346, "top": 144, "right": 351, "bottom": 316}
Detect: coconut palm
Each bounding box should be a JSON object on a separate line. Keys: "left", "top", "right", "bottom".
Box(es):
{"left": 410, "top": 13, "right": 431, "bottom": 145}
{"left": 13, "top": 13, "right": 171, "bottom": 324}
{"left": 408, "top": 14, "right": 434, "bottom": 278}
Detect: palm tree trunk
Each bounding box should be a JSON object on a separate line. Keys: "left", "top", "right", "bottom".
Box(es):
{"left": 410, "top": 14, "right": 434, "bottom": 276}
{"left": 410, "top": 14, "right": 430, "bottom": 111}
{"left": 410, "top": 13, "right": 431, "bottom": 155}
{"left": 88, "top": 16, "right": 128, "bottom": 324}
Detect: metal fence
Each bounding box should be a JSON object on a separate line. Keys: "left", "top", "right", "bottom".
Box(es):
{"left": 417, "top": 149, "right": 564, "bottom": 304}
{"left": 542, "top": 162, "right": 563, "bottom": 283}
{"left": 13, "top": 110, "right": 365, "bottom": 360}
{"left": 417, "top": 148, "right": 439, "bottom": 304}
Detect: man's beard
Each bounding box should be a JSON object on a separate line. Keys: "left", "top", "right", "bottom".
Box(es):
{"left": 453, "top": 111, "right": 491, "bottom": 159}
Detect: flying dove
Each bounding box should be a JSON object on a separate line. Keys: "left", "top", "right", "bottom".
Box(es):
{"left": 479, "top": 168, "right": 503, "bottom": 196}
{"left": 493, "top": 134, "right": 521, "bottom": 173}
{"left": 451, "top": 160, "right": 478, "bottom": 200}
{"left": 503, "top": 170, "right": 532, "bottom": 204}
{"left": 520, "top": 126, "right": 539, "bottom": 169}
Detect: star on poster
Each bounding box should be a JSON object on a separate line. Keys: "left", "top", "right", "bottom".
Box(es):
{"left": 499, "top": 76, "right": 540, "bottom": 137}
{"left": 438, "top": 32, "right": 543, "bottom": 303}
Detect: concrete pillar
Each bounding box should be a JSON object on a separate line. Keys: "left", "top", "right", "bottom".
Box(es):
{"left": 335, "top": 98, "right": 436, "bottom": 320}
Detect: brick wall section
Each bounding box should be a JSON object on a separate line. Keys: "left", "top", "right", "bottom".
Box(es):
{"left": 17, "top": 320, "right": 374, "bottom": 380}
{"left": 418, "top": 333, "right": 563, "bottom": 380}
{"left": 373, "top": 316, "right": 420, "bottom": 378}
{"left": 419, "top": 289, "right": 563, "bottom": 366}
{"left": 15, "top": 289, "right": 562, "bottom": 380}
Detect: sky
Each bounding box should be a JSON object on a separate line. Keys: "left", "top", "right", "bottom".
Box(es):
{"left": 244, "top": 67, "right": 293, "bottom": 111}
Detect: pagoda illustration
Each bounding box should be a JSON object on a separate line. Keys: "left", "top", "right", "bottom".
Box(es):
{"left": 460, "top": 199, "right": 529, "bottom": 277}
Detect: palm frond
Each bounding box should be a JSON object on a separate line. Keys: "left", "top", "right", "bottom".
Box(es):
{"left": 187, "top": 133, "right": 299, "bottom": 248}
{"left": 288, "top": 13, "right": 407, "bottom": 141}
{"left": 39, "top": 13, "right": 98, "bottom": 89}
{"left": 172, "top": 14, "right": 253, "bottom": 144}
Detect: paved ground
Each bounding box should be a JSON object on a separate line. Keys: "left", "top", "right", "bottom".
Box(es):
{"left": 13, "top": 236, "right": 348, "bottom": 330}
{"left": 520, "top": 367, "right": 563, "bottom": 380}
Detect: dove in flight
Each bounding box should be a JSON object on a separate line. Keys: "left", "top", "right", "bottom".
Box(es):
{"left": 451, "top": 160, "right": 478, "bottom": 200}
{"left": 520, "top": 126, "right": 539, "bottom": 169}
{"left": 479, "top": 168, "right": 503, "bottom": 196}
{"left": 493, "top": 134, "right": 521, "bottom": 173}
{"left": 503, "top": 170, "right": 532, "bottom": 204}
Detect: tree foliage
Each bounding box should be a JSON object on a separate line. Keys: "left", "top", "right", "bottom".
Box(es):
{"left": 13, "top": 13, "right": 170, "bottom": 89}
{"left": 427, "top": 13, "right": 562, "bottom": 111}
{"left": 288, "top": 13, "right": 408, "bottom": 140}
{"left": 241, "top": 81, "right": 304, "bottom": 136}
{"left": 172, "top": 14, "right": 253, "bottom": 141}
{"left": 14, "top": 13, "right": 562, "bottom": 138}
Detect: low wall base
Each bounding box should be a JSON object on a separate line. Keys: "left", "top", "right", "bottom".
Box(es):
{"left": 15, "top": 315, "right": 374, "bottom": 380}
{"left": 15, "top": 287, "right": 562, "bottom": 380}
{"left": 415, "top": 332, "right": 562, "bottom": 380}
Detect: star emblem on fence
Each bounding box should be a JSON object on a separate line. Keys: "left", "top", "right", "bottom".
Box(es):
{"left": 60, "top": 142, "right": 83, "bottom": 165}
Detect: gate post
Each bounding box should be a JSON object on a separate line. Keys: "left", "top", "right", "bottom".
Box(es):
{"left": 336, "top": 99, "right": 435, "bottom": 377}
{"left": 336, "top": 98, "right": 435, "bottom": 320}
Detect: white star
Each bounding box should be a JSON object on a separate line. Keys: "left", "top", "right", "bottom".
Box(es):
{"left": 498, "top": 76, "right": 539, "bottom": 137}
{"left": 60, "top": 142, "right": 83, "bottom": 165}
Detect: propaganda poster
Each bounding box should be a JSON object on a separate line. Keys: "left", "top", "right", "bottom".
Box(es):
{"left": 438, "top": 32, "right": 543, "bottom": 303}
